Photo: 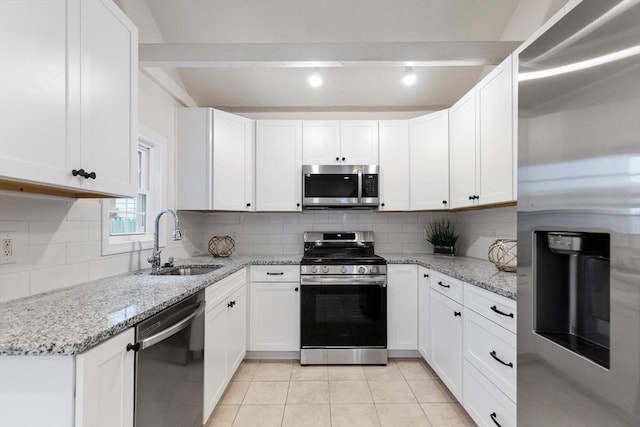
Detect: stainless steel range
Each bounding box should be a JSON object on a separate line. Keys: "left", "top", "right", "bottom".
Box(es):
{"left": 300, "top": 231, "right": 387, "bottom": 365}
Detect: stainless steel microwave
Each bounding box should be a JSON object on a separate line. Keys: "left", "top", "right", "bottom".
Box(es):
{"left": 302, "top": 165, "right": 379, "bottom": 209}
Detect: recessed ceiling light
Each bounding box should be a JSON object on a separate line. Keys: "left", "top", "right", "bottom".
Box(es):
{"left": 402, "top": 67, "right": 417, "bottom": 86}
{"left": 308, "top": 72, "right": 323, "bottom": 88}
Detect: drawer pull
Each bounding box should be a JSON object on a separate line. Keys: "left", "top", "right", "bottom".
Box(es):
{"left": 490, "top": 351, "right": 513, "bottom": 368}
{"left": 490, "top": 305, "right": 514, "bottom": 318}
{"left": 423, "top": 273, "right": 429, "bottom": 278}
{"left": 454, "top": 311, "right": 462, "bottom": 317}
{"left": 438, "top": 281, "right": 450, "bottom": 288}
{"left": 490, "top": 412, "right": 502, "bottom": 427}
{"left": 266, "top": 272, "right": 284, "bottom": 275}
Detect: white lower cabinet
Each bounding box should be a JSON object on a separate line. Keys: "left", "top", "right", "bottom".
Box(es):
{"left": 430, "top": 288, "right": 463, "bottom": 401}
{"left": 204, "top": 269, "right": 247, "bottom": 421}
{"left": 417, "top": 267, "right": 431, "bottom": 363}
{"left": 464, "top": 360, "right": 516, "bottom": 427}
{"left": 0, "top": 328, "right": 134, "bottom": 427}
{"left": 249, "top": 266, "right": 300, "bottom": 352}
{"left": 387, "top": 265, "right": 418, "bottom": 350}
{"left": 75, "top": 328, "right": 135, "bottom": 427}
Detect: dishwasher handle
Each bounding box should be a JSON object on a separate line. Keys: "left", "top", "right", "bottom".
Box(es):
{"left": 136, "top": 302, "right": 205, "bottom": 350}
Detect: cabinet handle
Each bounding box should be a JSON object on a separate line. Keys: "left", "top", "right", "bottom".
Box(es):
{"left": 490, "top": 351, "right": 513, "bottom": 368}
{"left": 227, "top": 301, "right": 233, "bottom": 308}
{"left": 126, "top": 342, "right": 140, "bottom": 352}
{"left": 442, "top": 200, "right": 447, "bottom": 205}
{"left": 473, "top": 195, "right": 480, "bottom": 200}
{"left": 454, "top": 311, "right": 462, "bottom": 317}
{"left": 246, "top": 203, "right": 251, "bottom": 207}
{"left": 468, "top": 195, "right": 474, "bottom": 200}
{"left": 335, "top": 156, "right": 340, "bottom": 161}
{"left": 437, "top": 281, "right": 450, "bottom": 288}
{"left": 71, "top": 169, "right": 97, "bottom": 179}
{"left": 341, "top": 157, "right": 345, "bottom": 161}
{"left": 294, "top": 287, "right": 299, "bottom": 292}
{"left": 72, "top": 169, "right": 84, "bottom": 177}
{"left": 490, "top": 412, "right": 502, "bottom": 427}
{"left": 423, "top": 273, "right": 429, "bottom": 278}
{"left": 490, "top": 305, "right": 514, "bottom": 318}
{"left": 266, "top": 272, "right": 284, "bottom": 275}
{"left": 86, "top": 171, "right": 96, "bottom": 179}
{"left": 381, "top": 203, "right": 385, "bottom": 207}
{"left": 297, "top": 203, "right": 301, "bottom": 207}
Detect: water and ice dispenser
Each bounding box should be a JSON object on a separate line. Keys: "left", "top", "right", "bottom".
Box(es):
{"left": 534, "top": 231, "right": 610, "bottom": 368}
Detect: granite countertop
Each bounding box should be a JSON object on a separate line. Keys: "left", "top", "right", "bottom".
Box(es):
{"left": 0, "top": 253, "right": 515, "bottom": 357}
{"left": 381, "top": 253, "right": 517, "bottom": 301}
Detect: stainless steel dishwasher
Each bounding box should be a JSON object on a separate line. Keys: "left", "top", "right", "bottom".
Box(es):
{"left": 130, "top": 291, "right": 205, "bottom": 427}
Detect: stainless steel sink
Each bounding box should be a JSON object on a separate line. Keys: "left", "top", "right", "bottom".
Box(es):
{"left": 151, "top": 265, "right": 223, "bottom": 276}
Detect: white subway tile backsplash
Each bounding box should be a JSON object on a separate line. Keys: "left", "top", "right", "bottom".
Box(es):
{"left": 30, "top": 263, "right": 89, "bottom": 295}
{"left": 66, "top": 199, "right": 102, "bottom": 221}
{"left": 0, "top": 193, "right": 68, "bottom": 221}
{"left": 66, "top": 241, "right": 102, "bottom": 264}
{"left": 0, "top": 272, "right": 29, "bottom": 303}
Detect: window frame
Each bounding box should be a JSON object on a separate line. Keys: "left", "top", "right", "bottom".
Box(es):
{"left": 101, "top": 126, "right": 166, "bottom": 256}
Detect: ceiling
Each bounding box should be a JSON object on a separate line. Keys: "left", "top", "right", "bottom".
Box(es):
{"left": 127, "top": 0, "right": 568, "bottom": 113}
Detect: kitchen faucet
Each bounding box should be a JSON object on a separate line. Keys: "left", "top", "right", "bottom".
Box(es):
{"left": 148, "top": 208, "right": 182, "bottom": 270}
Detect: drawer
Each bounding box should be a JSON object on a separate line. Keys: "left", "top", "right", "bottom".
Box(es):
{"left": 206, "top": 268, "right": 246, "bottom": 306}
{"left": 250, "top": 265, "right": 300, "bottom": 282}
{"left": 464, "top": 308, "right": 516, "bottom": 401}
{"left": 430, "top": 270, "right": 463, "bottom": 304}
{"left": 463, "top": 360, "right": 516, "bottom": 427}
{"left": 464, "top": 284, "right": 516, "bottom": 333}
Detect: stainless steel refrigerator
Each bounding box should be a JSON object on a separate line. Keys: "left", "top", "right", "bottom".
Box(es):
{"left": 517, "top": 0, "right": 640, "bottom": 425}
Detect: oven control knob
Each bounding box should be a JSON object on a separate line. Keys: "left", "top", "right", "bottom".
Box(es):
{"left": 311, "top": 266, "right": 318, "bottom": 274}
{"left": 340, "top": 266, "right": 347, "bottom": 274}
{"left": 321, "top": 266, "right": 329, "bottom": 273}
{"left": 358, "top": 266, "right": 366, "bottom": 274}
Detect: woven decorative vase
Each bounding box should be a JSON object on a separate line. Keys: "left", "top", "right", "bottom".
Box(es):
{"left": 208, "top": 235, "right": 236, "bottom": 257}
{"left": 488, "top": 239, "right": 517, "bottom": 272}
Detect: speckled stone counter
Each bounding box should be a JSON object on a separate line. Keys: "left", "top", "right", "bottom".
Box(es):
{"left": 382, "top": 253, "right": 517, "bottom": 301}
{"left": 0, "top": 255, "right": 300, "bottom": 356}
{"left": 0, "top": 253, "right": 515, "bottom": 357}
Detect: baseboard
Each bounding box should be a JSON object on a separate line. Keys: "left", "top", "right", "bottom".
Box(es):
{"left": 388, "top": 350, "right": 421, "bottom": 358}
{"left": 245, "top": 351, "right": 301, "bottom": 360}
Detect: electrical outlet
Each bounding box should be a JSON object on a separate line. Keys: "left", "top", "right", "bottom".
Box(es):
{"left": 0, "top": 232, "right": 17, "bottom": 264}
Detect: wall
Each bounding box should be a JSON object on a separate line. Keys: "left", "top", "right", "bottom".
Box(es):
{"left": 201, "top": 207, "right": 516, "bottom": 258}
{"left": 0, "top": 71, "right": 204, "bottom": 303}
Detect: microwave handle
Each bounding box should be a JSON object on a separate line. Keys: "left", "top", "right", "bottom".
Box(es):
{"left": 357, "top": 169, "right": 362, "bottom": 203}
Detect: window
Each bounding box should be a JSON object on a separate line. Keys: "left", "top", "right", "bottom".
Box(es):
{"left": 102, "top": 126, "right": 166, "bottom": 255}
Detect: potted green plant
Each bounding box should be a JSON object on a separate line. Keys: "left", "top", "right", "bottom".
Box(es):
{"left": 425, "top": 218, "right": 458, "bottom": 256}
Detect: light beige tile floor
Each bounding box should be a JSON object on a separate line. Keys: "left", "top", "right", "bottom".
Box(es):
{"left": 205, "top": 358, "right": 476, "bottom": 427}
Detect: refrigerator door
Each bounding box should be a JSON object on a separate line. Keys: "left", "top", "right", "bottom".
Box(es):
{"left": 517, "top": 0, "right": 640, "bottom": 426}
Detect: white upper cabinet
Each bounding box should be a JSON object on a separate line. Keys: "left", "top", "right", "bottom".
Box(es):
{"left": 379, "top": 120, "right": 410, "bottom": 211}
{"left": 477, "top": 55, "right": 514, "bottom": 205}
{"left": 302, "top": 121, "right": 341, "bottom": 164}
{"left": 339, "top": 121, "right": 379, "bottom": 164}
{"left": 255, "top": 120, "right": 303, "bottom": 211}
{"left": 177, "top": 108, "right": 254, "bottom": 211}
{"left": 0, "top": 0, "right": 137, "bottom": 198}
{"left": 449, "top": 89, "right": 478, "bottom": 209}
{"left": 302, "top": 120, "right": 378, "bottom": 165}
{"left": 450, "top": 55, "right": 515, "bottom": 209}
{"left": 410, "top": 110, "right": 450, "bottom": 210}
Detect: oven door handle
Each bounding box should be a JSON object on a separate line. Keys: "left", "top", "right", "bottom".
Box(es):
{"left": 301, "top": 276, "right": 387, "bottom": 287}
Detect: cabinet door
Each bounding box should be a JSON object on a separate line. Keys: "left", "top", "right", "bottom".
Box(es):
{"left": 213, "top": 109, "right": 254, "bottom": 211}
{"left": 477, "top": 56, "right": 514, "bottom": 205}
{"left": 249, "top": 281, "right": 300, "bottom": 351}
{"left": 449, "top": 90, "right": 477, "bottom": 209}
{"left": 340, "top": 120, "right": 379, "bottom": 164}
{"left": 177, "top": 108, "right": 213, "bottom": 210}
{"left": 256, "top": 120, "right": 303, "bottom": 211}
{"left": 430, "top": 291, "right": 463, "bottom": 400}
{"left": 378, "top": 121, "right": 410, "bottom": 211}
{"left": 227, "top": 285, "right": 247, "bottom": 375}
{"left": 387, "top": 265, "right": 418, "bottom": 350}
{"left": 409, "top": 111, "right": 450, "bottom": 210}
{"left": 302, "top": 121, "right": 340, "bottom": 165}
{"left": 78, "top": 0, "right": 136, "bottom": 197}
{"left": 75, "top": 328, "right": 134, "bottom": 427}
{"left": 204, "top": 301, "right": 228, "bottom": 421}
{"left": 417, "top": 267, "right": 431, "bottom": 363}
{"left": 0, "top": 0, "right": 76, "bottom": 188}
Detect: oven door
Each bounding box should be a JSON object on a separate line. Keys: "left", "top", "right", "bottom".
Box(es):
{"left": 300, "top": 275, "right": 387, "bottom": 348}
